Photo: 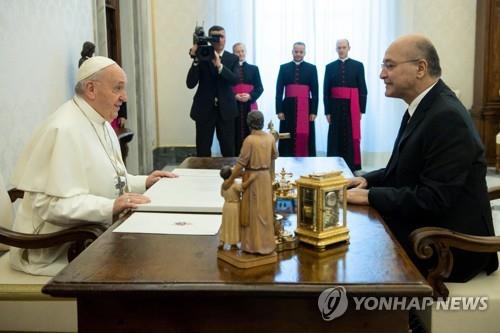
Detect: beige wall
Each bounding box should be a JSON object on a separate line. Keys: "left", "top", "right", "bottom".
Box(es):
{"left": 153, "top": 0, "right": 216, "bottom": 148}
{"left": 0, "top": 0, "right": 94, "bottom": 184}
{"left": 402, "top": 0, "right": 477, "bottom": 108}
{"left": 152, "top": 0, "right": 478, "bottom": 148}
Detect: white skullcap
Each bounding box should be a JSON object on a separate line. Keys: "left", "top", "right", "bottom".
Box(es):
{"left": 77, "top": 56, "right": 116, "bottom": 82}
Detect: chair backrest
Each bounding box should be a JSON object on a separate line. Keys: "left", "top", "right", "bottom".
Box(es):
{"left": 0, "top": 174, "right": 14, "bottom": 251}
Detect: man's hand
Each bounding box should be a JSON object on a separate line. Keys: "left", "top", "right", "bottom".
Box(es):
{"left": 326, "top": 114, "right": 332, "bottom": 124}
{"left": 346, "top": 188, "right": 369, "bottom": 205}
{"left": 309, "top": 114, "right": 316, "bottom": 122}
{"left": 239, "top": 93, "right": 251, "bottom": 102}
{"left": 189, "top": 44, "right": 198, "bottom": 58}
{"left": 113, "top": 192, "right": 150, "bottom": 216}
{"left": 146, "top": 170, "right": 178, "bottom": 189}
{"left": 277, "top": 113, "right": 285, "bottom": 121}
{"left": 212, "top": 51, "right": 222, "bottom": 71}
{"left": 235, "top": 93, "right": 251, "bottom": 102}
{"left": 347, "top": 176, "right": 368, "bottom": 189}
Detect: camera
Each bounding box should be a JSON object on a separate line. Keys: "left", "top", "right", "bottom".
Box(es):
{"left": 192, "top": 26, "right": 220, "bottom": 62}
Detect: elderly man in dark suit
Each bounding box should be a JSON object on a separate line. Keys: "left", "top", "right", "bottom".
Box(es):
{"left": 187, "top": 25, "right": 239, "bottom": 157}
{"left": 347, "top": 34, "right": 498, "bottom": 282}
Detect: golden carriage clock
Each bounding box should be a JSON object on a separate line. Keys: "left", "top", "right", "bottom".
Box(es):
{"left": 295, "top": 171, "right": 349, "bottom": 250}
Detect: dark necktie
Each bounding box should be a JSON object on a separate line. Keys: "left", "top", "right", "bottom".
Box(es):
{"left": 384, "top": 110, "right": 410, "bottom": 177}
{"left": 394, "top": 110, "right": 411, "bottom": 149}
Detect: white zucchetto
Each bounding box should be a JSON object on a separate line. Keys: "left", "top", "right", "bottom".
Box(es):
{"left": 77, "top": 56, "right": 116, "bottom": 82}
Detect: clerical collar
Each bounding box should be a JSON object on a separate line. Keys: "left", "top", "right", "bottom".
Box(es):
{"left": 339, "top": 57, "right": 349, "bottom": 62}
{"left": 73, "top": 95, "right": 107, "bottom": 125}
{"left": 293, "top": 60, "right": 304, "bottom": 65}
{"left": 407, "top": 80, "right": 439, "bottom": 117}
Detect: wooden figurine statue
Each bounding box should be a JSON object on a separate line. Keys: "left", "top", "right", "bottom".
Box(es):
{"left": 219, "top": 166, "right": 255, "bottom": 251}
{"left": 223, "top": 111, "right": 278, "bottom": 255}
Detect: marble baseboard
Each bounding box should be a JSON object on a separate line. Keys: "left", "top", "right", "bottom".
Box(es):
{"left": 153, "top": 146, "right": 197, "bottom": 170}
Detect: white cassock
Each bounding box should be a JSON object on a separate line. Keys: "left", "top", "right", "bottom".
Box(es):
{"left": 10, "top": 95, "right": 147, "bottom": 276}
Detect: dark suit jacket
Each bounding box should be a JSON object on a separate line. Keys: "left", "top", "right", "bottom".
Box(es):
{"left": 186, "top": 51, "right": 239, "bottom": 122}
{"left": 365, "top": 79, "right": 498, "bottom": 282}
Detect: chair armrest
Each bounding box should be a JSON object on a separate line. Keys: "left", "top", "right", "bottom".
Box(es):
{"left": 0, "top": 224, "right": 107, "bottom": 262}
{"left": 410, "top": 227, "right": 500, "bottom": 298}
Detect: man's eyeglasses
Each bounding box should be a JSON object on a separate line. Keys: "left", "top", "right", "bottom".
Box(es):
{"left": 380, "top": 59, "right": 420, "bottom": 70}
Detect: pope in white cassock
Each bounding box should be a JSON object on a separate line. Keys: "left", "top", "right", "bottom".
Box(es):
{"left": 9, "top": 56, "right": 176, "bottom": 276}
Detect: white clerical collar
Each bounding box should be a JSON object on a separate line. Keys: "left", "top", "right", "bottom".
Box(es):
{"left": 408, "top": 80, "right": 439, "bottom": 117}
{"left": 73, "top": 95, "right": 107, "bottom": 125}
{"left": 293, "top": 60, "right": 304, "bottom": 65}
{"left": 339, "top": 57, "right": 349, "bottom": 62}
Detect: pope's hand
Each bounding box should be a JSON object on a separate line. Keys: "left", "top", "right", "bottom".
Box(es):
{"left": 113, "top": 192, "right": 150, "bottom": 216}
{"left": 146, "top": 170, "right": 178, "bottom": 189}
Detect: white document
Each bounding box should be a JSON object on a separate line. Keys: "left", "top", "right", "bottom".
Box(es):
{"left": 171, "top": 168, "right": 221, "bottom": 177}
{"left": 113, "top": 212, "right": 222, "bottom": 235}
{"left": 135, "top": 169, "right": 224, "bottom": 213}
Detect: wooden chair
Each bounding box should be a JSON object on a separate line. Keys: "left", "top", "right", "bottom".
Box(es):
{"left": 410, "top": 186, "right": 500, "bottom": 332}
{"left": 496, "top": 132, "right": 500, "bottom": 173}
{"left": 0, "top": 179, "right": 106, "bottom": 332}
{"left": 1, "top": 188, "right": 106, "bottom": 263}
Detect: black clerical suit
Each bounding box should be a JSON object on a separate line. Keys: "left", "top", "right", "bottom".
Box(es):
{"left": 364, "top": 79, "right": 498, "bottom": 282}
{"left": 234, "top": 62, "right": 264, "bottom": 155}
{"left": 187, "top": 51, "right": 239, "bottom": 157}
{"left": 324, "top": 58, "right": 367, "bottom": 171}
{"left": 275, "top": 61, "right": 318, "bottom": 157}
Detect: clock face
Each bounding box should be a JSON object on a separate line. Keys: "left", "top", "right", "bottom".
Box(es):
{"left": 323, "top": 190, "right": 340, "bottom": 228}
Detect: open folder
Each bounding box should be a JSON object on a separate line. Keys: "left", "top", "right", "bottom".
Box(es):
{"left": 134, "top": 168, "right": 224, "bottom": 213}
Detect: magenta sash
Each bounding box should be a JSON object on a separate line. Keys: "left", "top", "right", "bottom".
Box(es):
{"left": 111, "top": 117, "right": 120, "bottom": 131}
{"left": 286, "top": 84, "right": 310, "bottom": 157}
{"left": 331, "top": 87, "right": 361, "bottom": 165}
{"left": 232, "top": 83, "right": 258, "bottom": 110}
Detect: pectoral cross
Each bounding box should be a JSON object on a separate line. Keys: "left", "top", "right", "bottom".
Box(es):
{"left": 115, "top": 175, "right": 127, "bottom": 195}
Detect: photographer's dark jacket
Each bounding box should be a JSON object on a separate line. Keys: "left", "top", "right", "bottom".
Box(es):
{"left": 186, "top": 51, "right": 239, "bottom": 122}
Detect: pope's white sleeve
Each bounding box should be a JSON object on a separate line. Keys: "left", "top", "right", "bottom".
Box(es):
{"left": 127, "top": 174, "right": 148, "bottom": 193}
{"left": 31, "top": 192, "right": 114, "bottom": 226}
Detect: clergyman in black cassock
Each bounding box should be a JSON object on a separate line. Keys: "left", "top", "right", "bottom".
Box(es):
{"left": 275, "top": 42, "right": 318, "bottom": 157}
{"left": 232, "top": 42, "right": 264, "bottom": 155}
{"left": 324, "top": 39, "right": 367, "bottom": 171}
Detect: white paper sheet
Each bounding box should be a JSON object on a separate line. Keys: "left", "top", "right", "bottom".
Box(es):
{"left": 113, "top": 212, "right": 222, "bottom": 235}
{"left": 171, "top": 168, "right": 221, "bottom": 177}
{"left": 135, "top": 169, "right": 224, "bottom": 213}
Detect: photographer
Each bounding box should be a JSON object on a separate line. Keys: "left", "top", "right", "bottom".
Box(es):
{"left": 186, "top": 25, "right": 239, "bottom": 157}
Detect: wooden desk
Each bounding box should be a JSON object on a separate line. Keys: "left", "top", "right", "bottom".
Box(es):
{"left": 43, "top": 157, "right": 431, "bottom": 333}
